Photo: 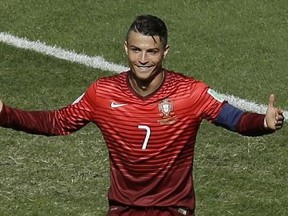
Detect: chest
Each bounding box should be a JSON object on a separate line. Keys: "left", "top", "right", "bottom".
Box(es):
{"left": 97, "top": 94, "right": 200, "bottom": 125}
{"left": 93, "top": 95, "right": 201, "bottom": 147}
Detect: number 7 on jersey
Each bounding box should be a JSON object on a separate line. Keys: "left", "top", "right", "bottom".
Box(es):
{"left": 138, "top": 125, "right": 151, "bottom": 149}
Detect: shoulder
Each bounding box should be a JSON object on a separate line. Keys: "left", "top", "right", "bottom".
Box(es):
{"left": 164, "top": 70, "right": 225, "bottom": 104}
{"left": 84, "top": 71, "right": 128, "bottom": 98}
{"left": 87, "top": 71, "right": 127, "bottom": 90}
{"left": 96, "top": 71, "right": 128, "bottom": 85}
{"left": 165, "top": 69, "right": 209, "bottom": 92}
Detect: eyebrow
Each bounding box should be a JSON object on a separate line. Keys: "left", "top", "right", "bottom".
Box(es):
{"left": 129, "top": 45, "right": 159, "bottom": 51}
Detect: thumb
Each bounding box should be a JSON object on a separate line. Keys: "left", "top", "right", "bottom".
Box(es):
{"left": 0, "top": 100, "right": 3, "bottom": 113}
{"left": 268, "top": 94, "right": 276, "bottom": 108}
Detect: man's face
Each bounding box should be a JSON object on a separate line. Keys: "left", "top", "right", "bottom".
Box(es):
{"left": 124, "top": 31, "right": 169, "bottom": 82}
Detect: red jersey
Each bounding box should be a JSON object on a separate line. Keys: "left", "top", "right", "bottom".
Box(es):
{"left": 0, "top": 70, "right": 224, "bottom": 210}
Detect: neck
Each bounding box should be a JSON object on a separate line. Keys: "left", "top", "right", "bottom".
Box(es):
{"left": 129, "top": 70, "right": 165, "bottom": 97}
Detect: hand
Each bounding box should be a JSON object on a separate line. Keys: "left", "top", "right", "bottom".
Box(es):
{"left": 264, "top": 94, "right": 284, "bottom": 130}
{"left": 0, "top": 100, "right": 3, "bottom": 113}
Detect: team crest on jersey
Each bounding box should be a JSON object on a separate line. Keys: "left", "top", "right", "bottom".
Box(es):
{"left": 158, "top": 98, "right": 176, "bottom": 124}
{"left": 159, "top": 98, "right": 173, "bottom": 116}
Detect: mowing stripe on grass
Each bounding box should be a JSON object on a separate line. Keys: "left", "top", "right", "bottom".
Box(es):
{"left": 1, "top": 32, "right": 287, "bottom": 120}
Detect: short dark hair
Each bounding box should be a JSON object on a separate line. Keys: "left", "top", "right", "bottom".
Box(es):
{"left": 126, "top": 15, "right": 168, "bottom": 47}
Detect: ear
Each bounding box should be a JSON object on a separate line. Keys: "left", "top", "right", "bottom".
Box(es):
{"left": 124, "top": 41, "right": 128, "bottom": 55}
{"left": 163, "top": 45, "right": 170, "bottom": 58}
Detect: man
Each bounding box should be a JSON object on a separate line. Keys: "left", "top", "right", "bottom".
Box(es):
{"left": 0, "top": 15, "right": 284, "bottom": 216}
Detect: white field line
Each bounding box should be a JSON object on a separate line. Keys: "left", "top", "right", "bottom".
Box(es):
{"left": 0, "top": 32, "right": 128, "bottom": 73}
{"left": 1, "top": 32, "right": 287, "bottom": 120}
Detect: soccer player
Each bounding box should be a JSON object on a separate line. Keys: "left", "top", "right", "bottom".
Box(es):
{"left": 0, "top": 15, "right": 284, "bottom": 216}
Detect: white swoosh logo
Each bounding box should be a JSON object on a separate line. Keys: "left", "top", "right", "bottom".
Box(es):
{"left": 110, "top": 101, "right": 127, "bottom": 108}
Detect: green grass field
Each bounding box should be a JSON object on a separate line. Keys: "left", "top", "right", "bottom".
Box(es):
{"left": 1, "top": 0, "right": 288, "bottom": 215}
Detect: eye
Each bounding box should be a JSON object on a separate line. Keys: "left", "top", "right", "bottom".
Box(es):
{"left": 147, "top": 49, "right": 158, "bottom": 55}
{"left": 130, "top": 47, "right": 140, "bottom": 53}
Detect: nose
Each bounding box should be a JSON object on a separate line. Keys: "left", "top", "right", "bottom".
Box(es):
{"left": 139, "top": 52, "right": 149, "bottom": 64}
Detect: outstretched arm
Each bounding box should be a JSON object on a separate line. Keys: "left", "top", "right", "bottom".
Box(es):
{"left": 213, "top": 94, "right": 284, "bottom": 136}
{"left": 264, "top": 94, "right": 284, "bottom": 130}
{"left": 0, "top": 98, "right": 92, "bottom": 136}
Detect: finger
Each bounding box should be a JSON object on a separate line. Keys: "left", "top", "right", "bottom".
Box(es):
{"left": 275, "top": 117, "right": 284, "bottom": 124}
{"left": 275, "top": 116, "right": 284, "bottom": 127}
{"left": 276, "top": 109, "right": 284, "bottom": 115}
{"left": 277, "top": 113, "right": 284, "bottom": 120}
{"left": 268, "top": 94, "right": 276, "bottom": 108}
{"left": 275, "top": 121, "right": 284, "bottom": 129}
